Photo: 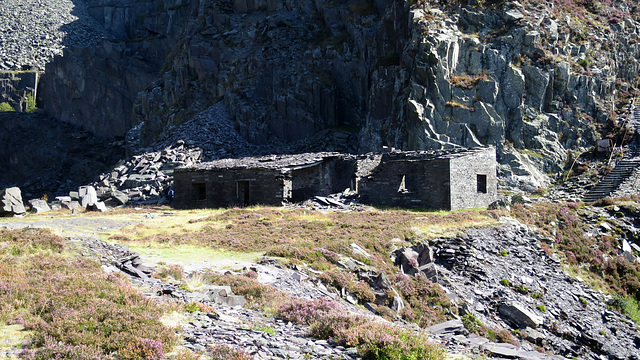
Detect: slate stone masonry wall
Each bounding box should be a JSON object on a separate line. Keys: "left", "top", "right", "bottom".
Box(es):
{"left": 174, "top": 148, "right": 496, "bottom": 210}
{"left": 357, "top": 158, "right": 451, "bottom": 209}
{"left": 174, "top": 168, "right": 285, "bottom": 209}
{"left": 449, "top": 147, "right": 497, "bottom": 210}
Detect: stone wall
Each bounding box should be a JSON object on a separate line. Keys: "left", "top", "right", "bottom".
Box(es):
{"left": 290, "top": 157, "right": 356, "bottom": 202}
{"left": 358, "top": 157, "right": 451, "bottom": 210}
{"left": 449, "top": 147, "right": 497, "bottom": 210}
{"left": 358, "top": 147, "right": 496, "bottom": 210}
{"left": 0, "top": 71, "right": 40, "bottom": 112}
{"left": 173, "top": 168, "right": 285, "bottom": 209}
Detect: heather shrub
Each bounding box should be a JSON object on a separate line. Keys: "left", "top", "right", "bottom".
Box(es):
{"left": 153, "top": 264, "right": 184, "bottom": 281}
{"left": 19, "top": 337, "right": 108, "bottom": 360}
{"left": 391, "top": 273, "right": 451, "bottom": 327}
{"left": 512, "top": 202, "right": 640, "bottom": 306}
{"left": 0, "top": 228, "right": 177, "bottom": 359}
{"left": 277, "top": 298, "right": 445, "bottom": 360}
{"left": 119, "top": 337, "right": 165, "bottom": 360}
{"left": 203, "top": 272, "right": 288, "bottom": 311}
{"left": 0, "top": 228, "right": 64, "bottom": 255}
{"left": 208, "top": 344, "right": 252, "bottom": 360}
{"left": 318, "top": 269, "right": 376, "bottom": 303}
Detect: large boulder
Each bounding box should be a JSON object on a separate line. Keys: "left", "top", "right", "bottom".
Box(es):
{"left": 0, "top": 187, "right": 26, "bottom": 216}
{"left": 498, "top": 301, "right": 543, "bottom": 329}
{"left": 28, "top": 199, "right": 51, "bottom": 214}
{"left": 79, "top": 186, "right": 98, "bottom": 208}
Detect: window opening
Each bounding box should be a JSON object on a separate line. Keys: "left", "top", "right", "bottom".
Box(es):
{"left": 398, "top": 175, "right": 408, "bottom": 193}
{"left": 477, "top": 174, "right": 487, "bottom": 193}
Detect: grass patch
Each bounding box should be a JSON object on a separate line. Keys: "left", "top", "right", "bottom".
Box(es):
{"left": 449, "top": 74, "right": 487, "bottom": 90}
{"left": 0, "top": 228, "right": 177, "bottom": 359}
{"left": 0, "top": 324, "right": 32, "bottom": 354}
{"left": 0, "top": 102, "right": 15, "bottom": 112}
{"left": 124, "top": 243, "right": 262, "bottom": 267}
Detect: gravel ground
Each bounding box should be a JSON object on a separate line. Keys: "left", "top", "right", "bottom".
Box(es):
{"left": 0, "top": 0, "right": 111, "bottom": 70}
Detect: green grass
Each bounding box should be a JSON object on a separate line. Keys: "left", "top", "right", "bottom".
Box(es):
{"left": 124, "top": 243, "right": 262, "bottom": 267}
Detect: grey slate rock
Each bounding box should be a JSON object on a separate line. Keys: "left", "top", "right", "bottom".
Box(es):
{"left": 79, "top": 185, "right": 98, "bottom": 208}
{"left": 499, "top": 302, "right": 543, "bottom": 328}
{"left": 28, "top": 199, "right": 51, "bottom": 213}
{"left": 0, "top": 187, "right": 26, "bottom": 216}
{"left": 426, "top": 319, "right": 465, "bottom": 335}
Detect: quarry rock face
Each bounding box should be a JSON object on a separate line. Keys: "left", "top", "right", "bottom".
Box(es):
{"left": 6, "top": 0, "right": 640, "bottom": 187}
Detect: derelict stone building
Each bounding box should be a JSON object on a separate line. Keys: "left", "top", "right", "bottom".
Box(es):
{"left": 357, "top": 147, "right": 497, "bottom": 210}
{"left": 173, "top": 146, "right": 496, "bottom": 210}
{"left": 173, "top": 152, "right": 356, "bottom": 208}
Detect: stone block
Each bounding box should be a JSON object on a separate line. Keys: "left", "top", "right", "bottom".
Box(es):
{"left": 0, "top": 187, "right": 26, "bottom": 216}
{"left": 28, "top": 199, "right": 51, "bottom": 213}
{"left": 79, "top": 186, "right": 98, "bottom": 207}
{"left": 498, "top": 302, "right": 543, "bottom": 328}
{"left": 219, "top": 295, "right": 245, "bottom": 308}
{"left": 62, "top": 201, "right": 80, "bottom": 210}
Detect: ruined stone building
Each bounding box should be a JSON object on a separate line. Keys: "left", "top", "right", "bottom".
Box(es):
{"left": 173, "top": 146, "right": 496, "bottom": 210}
{"left": 357, "top": 147, "right": 497, "bottom": 210}
{"left": 173, "top": 153, "right": 356, "bottom": 208}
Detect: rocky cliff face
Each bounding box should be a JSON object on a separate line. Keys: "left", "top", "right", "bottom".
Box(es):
{"left": 38, "top": 0, "right": 194, "bottom": 137}
{"left": 35, "top": 0, "right": 640, "bottom": 186}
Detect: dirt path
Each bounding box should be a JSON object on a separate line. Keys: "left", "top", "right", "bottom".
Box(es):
{"left": 0, "top": 213, "right": 135, "bottom": 239}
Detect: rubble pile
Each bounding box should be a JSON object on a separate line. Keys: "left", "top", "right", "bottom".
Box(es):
{"left": 0, "top": 0, "right": 110, "bottom": 70}
{"left": 91, "top": 140, "right": 203, "bottom": 206}
{"left": 395, "top": 220, "right": 640, "bottom": 359}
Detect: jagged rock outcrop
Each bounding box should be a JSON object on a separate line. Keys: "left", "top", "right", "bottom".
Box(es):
{"left": 26, "top": 0, "right": 640, "bottom": 188}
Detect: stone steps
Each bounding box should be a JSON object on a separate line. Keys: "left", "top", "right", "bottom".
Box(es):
{"left": 583, "top": 159, "right": 640, "bottom": 203}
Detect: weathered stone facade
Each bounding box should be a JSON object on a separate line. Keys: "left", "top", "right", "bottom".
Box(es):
{"left": 358, "top": 147, "right": 497, "bottom": 210}
{"left": 173, "top": 153, "right": 356, "bottom": 208}
{"left": 174, "top": 147, "right": 496, "bottom": 210}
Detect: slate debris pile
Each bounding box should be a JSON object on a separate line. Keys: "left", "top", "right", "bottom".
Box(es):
{"left": 146, "top": 102, "right": 266, "bottom": 161}
{"left": 75, "top": 235, "right": 364, "bottom": 359}
{"left": 396, "top": 220, "right": 640, "bottom": 359}
{"left": 91, "top": 140, "right": 204, "bottom": 206}
{"left": 0, "top": 0, "right": 111, "bottom": 70}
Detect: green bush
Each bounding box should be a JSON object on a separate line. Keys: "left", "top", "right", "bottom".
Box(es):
{"left": 0, "top": 102, "right": 15, "bottom": 112}
{"left": 462, "top": 314, "right": 481, "bottom": 333}
{"left": 25, "top": 93, "right": 37, "bottom": 113}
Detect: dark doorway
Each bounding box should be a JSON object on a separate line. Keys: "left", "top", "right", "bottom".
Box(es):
{"left": 194, "top": 183, "right": 207, "bottom": 200}
{"left": 237, "top": 181, "right": 250, "bottom": 205}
